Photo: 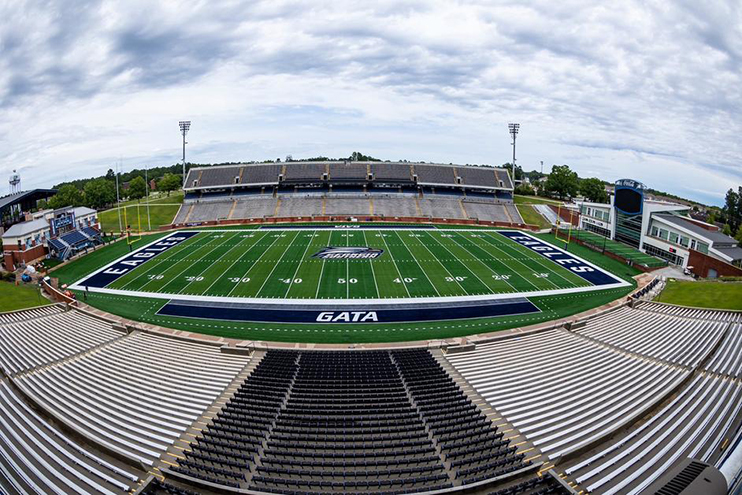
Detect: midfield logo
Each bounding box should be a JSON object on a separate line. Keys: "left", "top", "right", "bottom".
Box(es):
{"left": 313, "top": 247, "right": 384, "bottom": 260}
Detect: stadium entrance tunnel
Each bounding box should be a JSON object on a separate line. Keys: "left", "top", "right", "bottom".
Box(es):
{"left": 156, "top": 297, "right": 541, "bottom": 324}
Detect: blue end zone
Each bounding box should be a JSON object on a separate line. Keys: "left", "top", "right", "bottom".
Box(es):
{"left": 156, "top": 298, "right": 540, "bottom": 324}
{"left": 80, "top": 232, "right": 200, "bottom": 288}
{"left": 497, "top": 231, "right": 622, "bottom": 286}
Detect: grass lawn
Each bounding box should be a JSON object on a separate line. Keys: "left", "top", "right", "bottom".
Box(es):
{"left": 0, "top": 282, "right": 47, "bottom": 312}
{"left": 513, "top": 195, "right": 562, "bottom": 206}
{"left": 99, "top": 203, "right": 182, "bottom": 233}
{"left": 517, "top": 204, "right": 551, "bottom": 229}
{"left": 656, "top": 280, "right": 742, "bottom": 310}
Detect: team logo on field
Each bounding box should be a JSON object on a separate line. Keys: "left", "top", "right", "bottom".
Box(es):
{"left": 312, "top": 246, "right": 384, "bottom": 260}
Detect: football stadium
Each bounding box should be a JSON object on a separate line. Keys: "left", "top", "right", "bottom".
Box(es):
{"left": 1, "top": 158, "right": 741, "bottom": 495}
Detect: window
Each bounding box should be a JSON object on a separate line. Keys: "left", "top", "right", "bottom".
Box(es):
{"left": 651, "top": 226, "right": 659, "bottom": 237}
{"left": 696, "top": 242, "right": 709, "bottom": 254}
{"left": 669, "top": 232, "right": 679, "bottom": 244}
{"left": 659, "top": 229, "right": 669, "bottom": 240}
{"left": 679, "top": 236, "right": 689, "bottom": 248}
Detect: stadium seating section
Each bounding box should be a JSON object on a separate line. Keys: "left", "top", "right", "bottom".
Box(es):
{"left": 1, "top": 301, "right": 741, "bottom": 494}
{"left": 175, "top": 162, "right": 522, "bottom": 225}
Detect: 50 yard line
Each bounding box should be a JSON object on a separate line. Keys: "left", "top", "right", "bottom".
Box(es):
{"left": 362, "top": 230, "right": 381, "bottom": 298}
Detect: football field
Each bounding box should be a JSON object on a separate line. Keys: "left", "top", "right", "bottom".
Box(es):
{"left": 73, "top": 227, "right": 623, "bottom": 301}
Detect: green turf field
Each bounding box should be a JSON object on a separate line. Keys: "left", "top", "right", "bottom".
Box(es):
{"left": 556, "top": 227, "right": 667, "bottom": 268}
{"left": 94, "top": 228, "right": 596, "bottom": 300}
{"left": 656, "top": 280, "right": 742, "bottom": 310}
{"left": 51, "top": 224, "right": 639, "bottom": 343}
{"left": 98, "top": 193, "right": 183, "bottom": 233}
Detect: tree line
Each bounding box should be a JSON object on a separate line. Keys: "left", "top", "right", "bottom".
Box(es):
{"left": 512, "top": 163, "right": 609, "bottom": 203}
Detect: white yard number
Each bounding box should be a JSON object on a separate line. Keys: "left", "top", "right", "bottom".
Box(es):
{"left": 280, "top": 278, "right": 302, "bottom": 284}
{"left": 229, "top": 277, "right": 251, "bottom": 283}
{"left": 338, "top": 278, "right": 358, "bottom": 284}
{"left": 212, "top": 235, "right": 225, "bottom": 238}
{"left": 375, "top": 234, "right": 389, "bottom": 237}
{"left": 534, "top": 273, "right": 550, "bottom": 278}
{"left": 470, "top": 234, "right": 481, "bottom": 238}
{"left": 393, "top": 277, "right": 417, "bottom": 283}
{"left": 440, "top": 234, "right": 453, "bottom": 238}
{"left": 241, "top": 234, "right": 254, "bottom": 238}
{"left": 185, "top": 276, "right": 204, "bottom": 282}
{"left": 492, "top": 274, "right": 511, "bottom": 280}
{"left": 147, "top": 274, "right": 164, "bottom": 280}
{"left": 341, "top": 234, "right": 354, "bottom": 237}
{"left": 445, "top": 276, "right": 467, "bottom": 282}
{"left": 272, "top": 234, "right": 287, "bottom": 238}
{"left": 408, "top": 234, "right": 421, "bottom": 238}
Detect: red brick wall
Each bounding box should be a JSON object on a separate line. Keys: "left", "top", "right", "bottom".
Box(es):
{"left": 688, "top": 250, "right": 742, "bottom": 278}
{"left": 2, "top": 245, "right": 47, "bottom": 271}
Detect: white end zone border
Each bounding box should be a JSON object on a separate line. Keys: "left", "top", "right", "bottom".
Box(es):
{"left": 69, "top": 228, "right": 632, "bottom": 307}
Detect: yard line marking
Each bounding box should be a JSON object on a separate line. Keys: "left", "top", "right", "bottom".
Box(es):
{"left": 405, "top": 232, "right": 468, "bottom": 294}
{"left": 225, "top": 233, "right": 283, "bottom": 297}
{"left": 286, "top": 230, "right": 317, "bottom": 297}
{"left": 117, "top": 233, "right": 211, "bottom": 290}
{"left": 468, "top": 233, "right": 543, "bottom": 290}
{"left": 424, "top": 231, "right": 494, "bottom": 293}
{"left": 197, "top": 231, "right": 271, "bottom": 295}
{"left": 175, "top": 232, "right": 260, "bottom": 295}
{"left": 378, "top": 231, "right": 412, "bottom": 298}
{"left": 446, "top": 231, "right": 520, "bottom": 292}
{"left": 312, "top": 230, "right": 333, "bottom": 299}
{"left": 362, "top": 230, "right": 381, "bottom": 298}
{"left": 139, "top": 232, "right": 240, "bottom": 292}
{"left": 254, "top": 231, "right": 302, "bottom": 296}
{"left": 486, "top": 231, "right": 584, "bottom": 288}
{"left": 387, "top": 230, "right": 440, "bottom": 297}
{"left": 480, "top": 232, "right": 562, "bottom": 289}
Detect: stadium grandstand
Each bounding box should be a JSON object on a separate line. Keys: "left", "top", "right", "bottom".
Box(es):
{"left": 173, "top": 161, "right": 524, "bottom": 226}
{"left": 0, "top": 296, "right": 739, "bottom": 494}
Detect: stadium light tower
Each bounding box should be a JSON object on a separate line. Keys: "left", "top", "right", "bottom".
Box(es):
{"left": 508, "top": 123, "right": 520, "bottom": 182}
{"left": 179, "top": 120, "right": 191, "bottom": 189}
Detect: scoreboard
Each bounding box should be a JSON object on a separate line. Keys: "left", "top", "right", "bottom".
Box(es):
{"left": 614, "top": 179, "right": 645, "bottom": 216}
{"left": 50, "top": 211, "right": 76, "bottom": 237}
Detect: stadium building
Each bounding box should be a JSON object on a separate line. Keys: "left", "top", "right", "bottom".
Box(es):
{"left": 579, "top": 179, "right": 742, "bottom": 277}
{"left": 2, "top": 205, "right": 101, "bottom": 270}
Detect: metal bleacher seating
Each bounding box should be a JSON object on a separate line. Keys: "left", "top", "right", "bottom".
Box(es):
{"left": 60, "top": 230, "right": 89, "bottom": 246}
{"left": 0, "top": 308, "right": 123, "bottom": 375}
{"left": 0, "top": 378, "right": 140, "bottom": 494}
{"left": 15, "top": 331, "right": 250, "bottom": 466}
{"left": 414, "top": 164, "right": 456, "bottom": 185}
{"left": 329, "top": 162, "right": 367, "bottom": 181}
{"left": 241, "top": 164, "right": 282, "bottom": 185}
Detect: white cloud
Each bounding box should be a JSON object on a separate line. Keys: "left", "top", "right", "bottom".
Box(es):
{"left": 0, "top": 0, "right": 740, "bottom": 205}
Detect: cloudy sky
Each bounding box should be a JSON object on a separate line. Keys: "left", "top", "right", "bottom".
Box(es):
{"left": 0, "top": 0, "right": 740, "bottom": 205}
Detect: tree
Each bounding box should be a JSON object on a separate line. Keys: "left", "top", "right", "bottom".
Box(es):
{"left": 105, "top": 169, "right": 116, "bottom": 181}
{"left": 723, "top": 224, "right": 733, "bottom": 236}
{"left": 544, "top": 165, "right": 579, "bottom": 200}
{"left": 128, "top": 176, "right": 147, "bottom": 201}
{"left": 723, "top": 187, "right": 742, "bottom": 233}
{"left": 36, "top": 199, "right": 48, "bottom": 210}
{"left": 736, "top": 226, "right": 742, "bottom": 244}
{"left": 158, "top": 173, "right": 182, "bottom": 196}
{"left": 48, "top": 184, "right": 84, "bottom": 209}
{"left": 580, "top": 177, "right": 608, "bottom": 203}
{"left": 514, "top": 183, "right": 535, "bottom": 195}
{"left": 84, "top": 178, "right": 116, "bottom": 209}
